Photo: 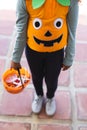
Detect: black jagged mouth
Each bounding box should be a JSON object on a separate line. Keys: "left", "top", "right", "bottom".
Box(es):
{"left": 33, "top": 34, "right": 63, "bottom": 47}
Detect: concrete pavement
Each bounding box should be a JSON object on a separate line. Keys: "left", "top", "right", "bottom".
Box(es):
{"left": 0, "top": 3, "right": 87, "bottom": 130}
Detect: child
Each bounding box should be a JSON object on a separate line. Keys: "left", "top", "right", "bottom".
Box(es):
{"left": 10, "top": 0, "right": 79, "bottom": 116}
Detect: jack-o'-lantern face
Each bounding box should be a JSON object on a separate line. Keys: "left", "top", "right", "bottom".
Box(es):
{"left": 27, "top": 0, "right": 69, "bottom": 52}
{"left": 33, "top": 18, "right": 63, "bottom": 47}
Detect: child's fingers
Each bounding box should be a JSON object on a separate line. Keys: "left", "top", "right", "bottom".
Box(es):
{"left": 10, "top": 61, "right": 22, "bottom": 70}
{"left": 62, "top": 64, "right": 71, "bottom": 71}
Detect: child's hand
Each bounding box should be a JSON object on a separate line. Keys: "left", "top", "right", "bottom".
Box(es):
{"left": 62, "top": 64, "right": 71, "bottom": 71}
{"left": 10, "top": 61, "right": 21, "bottom": 70}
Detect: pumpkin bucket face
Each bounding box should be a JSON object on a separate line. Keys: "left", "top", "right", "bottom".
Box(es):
{"left": 2, "top": 68, "right": 31, "bottom": 94}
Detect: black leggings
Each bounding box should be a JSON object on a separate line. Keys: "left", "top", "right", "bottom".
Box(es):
{"left": 25, "top": 45, "right": 64, "bottom": 98}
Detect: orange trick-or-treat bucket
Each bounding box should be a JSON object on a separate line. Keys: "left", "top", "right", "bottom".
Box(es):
{"left": 2, "top": 68, "right": 31, "bottom": 94}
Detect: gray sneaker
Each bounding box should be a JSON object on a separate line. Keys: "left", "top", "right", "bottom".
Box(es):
{"left": 32, "top": 95, "right": 44, "bottom": 114}
{"left": 45, "top": 97, "right": 56, "bottom": 116}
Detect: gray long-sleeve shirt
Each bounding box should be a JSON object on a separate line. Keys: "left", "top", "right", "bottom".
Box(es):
{"left": 12, "top": 0, "right": 79, "bottom": 66}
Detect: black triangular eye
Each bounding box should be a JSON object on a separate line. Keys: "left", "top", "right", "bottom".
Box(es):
{"left": 45, "top": 31, "right": 52, "bottom": 37}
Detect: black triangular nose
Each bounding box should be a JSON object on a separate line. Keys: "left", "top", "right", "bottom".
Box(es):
{"left": 44, "top": 31, "right": 52, "bottom": 37}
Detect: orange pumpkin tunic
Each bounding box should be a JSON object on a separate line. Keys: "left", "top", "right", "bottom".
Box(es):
{"left": 26, "top": 0, "right": 69, "bottom": 52}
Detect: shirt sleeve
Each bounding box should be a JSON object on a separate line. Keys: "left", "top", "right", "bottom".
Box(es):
{"left": 12, "top": 0, "right": 29, "bottom": 63}
{"left": 63, "top": 0, "right": 79, "bottom": 66}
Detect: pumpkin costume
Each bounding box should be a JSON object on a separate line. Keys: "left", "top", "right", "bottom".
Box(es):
{"left": 26, "top": 0, "right": 69, "bottom": 52}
